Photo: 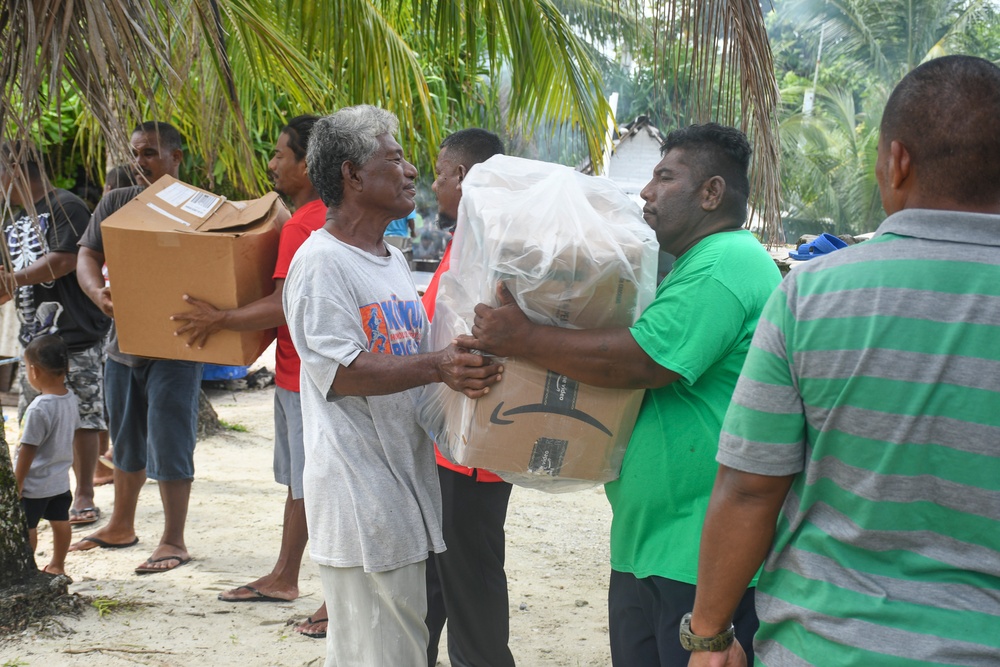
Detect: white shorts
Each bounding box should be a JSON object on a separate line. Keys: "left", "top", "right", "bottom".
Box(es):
{"left": 318, "top": 561, "right": 428, "bottom": 667}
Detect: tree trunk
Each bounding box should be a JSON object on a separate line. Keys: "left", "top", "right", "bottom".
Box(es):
{"left": 0, "top": 425, "right": 35, "bottom": 589}
{"left": 197, "top": 388, "right": 222, "bottom": 439}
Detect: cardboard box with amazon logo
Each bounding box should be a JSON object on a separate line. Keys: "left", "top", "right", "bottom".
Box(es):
{"left": 101, "top": 175, "right": 289, "bottom": 365}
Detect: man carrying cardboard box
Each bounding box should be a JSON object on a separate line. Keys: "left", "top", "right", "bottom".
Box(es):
{"left": 69, "top": 121, "right": 203, "bottom": 575}
{"left": 283, "top": 105, "right": 502, "bottom": 667}
{"left": 169, "top": 115, "right": 330, "bottom": 638}
{"left": 457, "top": 124, "right": 782, "bottom": 666}
{"left": 422, "top": 128, "right": 516, "bottom": 667}
{"left": 0, "top": 141, "right": 112, "bottom": 529}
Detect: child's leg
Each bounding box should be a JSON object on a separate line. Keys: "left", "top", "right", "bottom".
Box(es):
{"left": 47, "top": 520, "right": 70, "bottom": 574}
{"left": 28, "top": 527, "right": 38, "bottom": 551}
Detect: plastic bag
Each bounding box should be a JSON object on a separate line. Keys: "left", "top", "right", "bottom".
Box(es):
{"left": 417, "top": 155, "right": 658, "bottom": 492}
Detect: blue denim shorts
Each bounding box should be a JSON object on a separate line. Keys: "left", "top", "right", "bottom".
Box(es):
{"left": 105, "top": 358, "right": 202, "bottom": 481}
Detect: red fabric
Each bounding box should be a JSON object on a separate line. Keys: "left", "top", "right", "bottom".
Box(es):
{"left": 273, "top": 199, "right": 327, "bottom": 391}
{"left": 421, "top": 243, "right": 503, "bottom": 482}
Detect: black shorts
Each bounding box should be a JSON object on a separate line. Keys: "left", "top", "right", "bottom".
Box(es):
{"left": 21, "top": 490, "right": 72, "bottom": 528}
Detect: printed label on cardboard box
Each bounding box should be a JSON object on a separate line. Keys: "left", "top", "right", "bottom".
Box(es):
{"left": 529, "top": 437, "right": 568, "bottom": 476}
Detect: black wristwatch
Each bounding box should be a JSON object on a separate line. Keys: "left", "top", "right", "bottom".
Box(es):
{"left": 679, "top": 612, "right": 735, "bottom": 652}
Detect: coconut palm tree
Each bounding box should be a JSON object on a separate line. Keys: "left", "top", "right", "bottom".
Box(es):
{"left": 1, "top": 0, "right": 618, "bottom": 195}
{"left": 771, "top": 0, "right": 997, "bottom": 235}
{"left": 778, "top": 84, "right": 883, "bottom": 235}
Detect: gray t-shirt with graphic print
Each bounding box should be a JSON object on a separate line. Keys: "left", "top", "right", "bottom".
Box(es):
{"left": 284, "top": 228, "right": 444, "bottom": 573}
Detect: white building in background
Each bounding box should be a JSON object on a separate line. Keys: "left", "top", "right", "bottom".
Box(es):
{"left": 578, "top": 115, "right": 665, "bottom": 208}
{"left": 578, "top": 115, "right": 675, "bottom": 279}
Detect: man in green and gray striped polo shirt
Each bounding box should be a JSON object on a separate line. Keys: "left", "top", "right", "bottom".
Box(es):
{"left": 685, "top": 56, "right": 1000, "bottom": 667}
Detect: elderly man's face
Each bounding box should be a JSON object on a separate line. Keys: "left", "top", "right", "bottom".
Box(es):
{"left": 358, "top": 133, "right": 417, "bottom": 220}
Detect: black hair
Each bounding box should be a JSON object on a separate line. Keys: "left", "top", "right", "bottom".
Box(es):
{"left": 24, "top": 334, "right": 69, "bottom": 376}
{"left": 0, "top": 140, "right": 43, "bottom": 180}
{"left": 105, "top": 165, "right": 137, "bottom": 190}
{"left": 440, "top": 128, "right": 506, "bottom": 168}
{"left": 282, "top": 115, "right": 320, "bottom": 161}
{"left": 133, "top": 121, "right": 183, "bottom": 152}
{"left": 881, "top": 55, "right": 1000, "bottom": 206}
{"left": 662, "top": 123, "right": 752, "bottom": 223}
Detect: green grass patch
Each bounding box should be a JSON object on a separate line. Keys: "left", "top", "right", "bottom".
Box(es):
{"left": 91, "top": 596, "right": 141, "bottom": 618}
{"left": 218, "top": 419, "right": 249, "bottom": 433}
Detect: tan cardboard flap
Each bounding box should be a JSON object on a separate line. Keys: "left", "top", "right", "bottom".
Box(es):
{"left": 197, "top": 192, "right": 279, "bottom": 232}
{"left": 134, "top": 176, "right": 226, "bottom": 229}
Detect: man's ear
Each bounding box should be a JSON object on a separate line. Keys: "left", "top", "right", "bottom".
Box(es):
{"left": 888, "top": 140, "right": 911, "bottom": 190}
{"left": 701, "top": 176, "right": 726, "bottom": 212}
{"left": 170, "top": 149, "right": 183, "bottom": 167}
{"left": 456, "top": 164, "right": 467, "bottom": 184}
{"left": 342, "top": 160, "right": 363, "bottom": 192}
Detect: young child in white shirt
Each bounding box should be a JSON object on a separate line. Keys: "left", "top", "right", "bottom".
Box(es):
{"left": 14, "top": 334, "right": 80, "bottom": 576}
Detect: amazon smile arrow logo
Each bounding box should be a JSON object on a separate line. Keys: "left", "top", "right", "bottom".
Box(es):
{"left": 489, "top": 401, "right": 613, "bottom": 436}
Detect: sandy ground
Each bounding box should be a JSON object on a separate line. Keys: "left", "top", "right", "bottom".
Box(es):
{"left": 0, "top": 351, "right": 614, "bottom": 667}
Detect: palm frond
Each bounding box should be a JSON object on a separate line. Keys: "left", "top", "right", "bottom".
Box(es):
{"left": 639, "top": 0, "right": 782, "bottom": 245}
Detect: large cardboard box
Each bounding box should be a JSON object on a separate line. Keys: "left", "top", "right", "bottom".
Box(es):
{"left": 451, "top": 359, "right": 644, "bottom": 482}
{"left": 101, "top": 176, "right": 287, "bottom": 365}
{"left": 418, "top": 155, "right": 659, "bottom": 488}
{"left": 441, "top": 250, "right": 647, "bottom": 483}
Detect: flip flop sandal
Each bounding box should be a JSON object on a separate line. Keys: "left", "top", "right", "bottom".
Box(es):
{"left": 69, "top": 507, "right": 101, "bottom": 526}
{"left": 73, "top": 536, "right": 139, "bottom": 550}
{"left": 295, "top": 616, "right": 328, "bottom": 639}
{"left": 788, "top": 233, "right": 848, "bottom": 261}
{"left": 135, "top": 555, "right": 192, "bottom": 575}
{"left": 218, "top": 585, "right": 294, "bottom": 603}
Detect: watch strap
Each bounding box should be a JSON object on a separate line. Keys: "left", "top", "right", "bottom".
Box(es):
{"left": 679, "top": 612, "right": 735, "bottom": 652}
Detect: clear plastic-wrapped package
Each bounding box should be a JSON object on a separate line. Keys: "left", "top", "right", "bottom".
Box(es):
{"left": 417, "top": 155, "right": 659, "bottom": 492}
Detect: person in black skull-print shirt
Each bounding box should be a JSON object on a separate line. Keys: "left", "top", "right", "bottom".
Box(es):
{"left": 0, "top": 141, "right": 111, "bottom": 528}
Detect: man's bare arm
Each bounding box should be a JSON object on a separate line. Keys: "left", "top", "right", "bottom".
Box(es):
{"left": 454, "top": 285, "right": 679, "bottom": 390}
{"left": 0, "top": 251, "right": 77, "bottom": 293}
{"left": 170, "top": 279, "right": 285, "bottom": 349}
{"left": 332, "top": 345, "right": 503, "bottom": 399}
{"left": 686, "top": 465, "right": 794, "bottom": 667}
{"left": 76, "top": 246, "right": 112, "bottom": 317}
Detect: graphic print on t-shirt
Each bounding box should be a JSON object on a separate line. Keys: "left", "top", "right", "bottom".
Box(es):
{"left": 5, "top": 212, "right": 61, "bottom": 344}
{"left": 360, "top": 295, "right": 423, "bottom": 356}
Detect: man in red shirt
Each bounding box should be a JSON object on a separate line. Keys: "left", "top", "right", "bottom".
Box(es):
{"left": 171, "top": 116, "right": 328, "bottom": 637}
{"left": 422, "top": 128, "right": 515, "bottom": 666}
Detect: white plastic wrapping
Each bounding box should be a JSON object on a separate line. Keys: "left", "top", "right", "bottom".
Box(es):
{"left": 417, "top": 155, "right": 659, "bottom": 492}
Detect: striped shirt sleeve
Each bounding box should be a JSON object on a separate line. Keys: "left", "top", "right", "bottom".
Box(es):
{"left": 718, "top": 281, "right": 807, "bottom": 476}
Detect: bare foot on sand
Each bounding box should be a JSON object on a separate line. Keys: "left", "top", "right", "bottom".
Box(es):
{"left": 295, "top": 604, "right": 328, "bottom": 639}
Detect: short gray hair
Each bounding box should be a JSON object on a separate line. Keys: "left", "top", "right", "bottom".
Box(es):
{"left": 306, "top": 105, "right": 399, "bottom": 208}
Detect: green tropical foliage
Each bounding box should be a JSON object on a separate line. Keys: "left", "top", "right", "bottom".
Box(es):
{"left": 769, "top": 0, "right": 1000, "bottom": 235}
{"left": 1, "top": 0, "right": 612, "bottom": 198}
{"left": 560, "top": 0, "right": 783, "bottom": 243}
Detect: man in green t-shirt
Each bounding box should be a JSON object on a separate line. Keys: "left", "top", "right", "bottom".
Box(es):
{"left": 457, "top": 123, "right": 781, "bottom": 665}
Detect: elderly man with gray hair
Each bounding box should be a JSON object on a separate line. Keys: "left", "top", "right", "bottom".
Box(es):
{"left": 282, "top": 105, "right": 503, "bottom": 667}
